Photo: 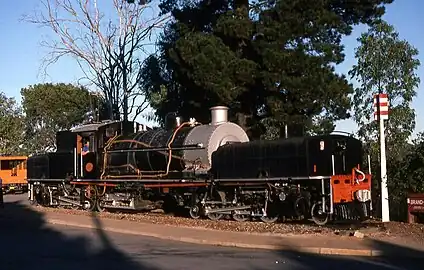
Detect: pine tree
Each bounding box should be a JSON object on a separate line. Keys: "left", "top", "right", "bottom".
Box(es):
{"left": 141, "top": 0, "right": 394, "bottom": 139}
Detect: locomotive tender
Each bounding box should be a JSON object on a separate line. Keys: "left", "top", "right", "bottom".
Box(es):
{"left": 26, "top": 106, "right": 372, "bottom": 225}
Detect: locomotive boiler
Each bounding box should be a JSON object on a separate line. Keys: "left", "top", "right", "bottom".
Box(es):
{"left": 104, "top": 106, "right": 249, "bottom": 179}
{"left": 26, "top": 105, "right": 374, "bottom": 226}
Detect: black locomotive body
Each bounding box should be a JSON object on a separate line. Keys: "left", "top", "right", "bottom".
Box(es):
{"left": 211, "top": 135, "right": 362, "bottom": 179}
{"left": 26, "top": 106, "right": 373, "bottom": 226}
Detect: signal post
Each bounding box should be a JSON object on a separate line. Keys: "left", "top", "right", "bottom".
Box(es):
{"left": 373, "top": 93, "right": 390, "bottom": 222}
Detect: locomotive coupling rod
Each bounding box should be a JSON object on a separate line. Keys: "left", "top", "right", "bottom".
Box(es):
{"left": 57, "top": 196, "right": 83, "bottom": 207}
{"left": 106, "top": 144, "right": 205, "bottom": 153}
{"left": 205, "top": 205, "right": 251, "bottom": 214}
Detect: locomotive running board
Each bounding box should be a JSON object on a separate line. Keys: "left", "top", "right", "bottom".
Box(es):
{"left": 213, "top": 176, "right": 331, "bottom": 182}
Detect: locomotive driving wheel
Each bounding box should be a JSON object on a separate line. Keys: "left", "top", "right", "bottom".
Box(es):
{"left": 311, "top": 201, "right": 330, "bottom": 226}
{"left": 207, "top": 206, "right": 224, "bottom": 221}
{"left": 206, "top": 189, "right": 225, "bottom": 221}
{"left": 260, "top": 205, "right": 279, "bottom": 223}
{"left": 259, "top": 188, "right": 279, "bottom": 223}
{"left": 83, "top": 185, "right": 98, "bottom": 212}
{"left": 232, "top": 203, "right": 250, "bottom": 222}
{"left": 94, "top": 186, "right": 107, "bottom": 212}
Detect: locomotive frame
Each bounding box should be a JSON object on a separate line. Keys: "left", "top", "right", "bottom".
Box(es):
{"left": 26, "top": 106, "right": 373, "bottom": 226}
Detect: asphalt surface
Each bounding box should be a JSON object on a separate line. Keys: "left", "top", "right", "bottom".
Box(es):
{"left": 1, "top": 193, "right": 424, "bottom": 270}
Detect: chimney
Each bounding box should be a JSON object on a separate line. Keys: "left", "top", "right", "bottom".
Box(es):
{"left": 210, "top": 106, "right": 228, "bottom": 125}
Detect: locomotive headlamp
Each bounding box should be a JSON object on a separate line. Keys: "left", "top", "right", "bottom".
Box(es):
{"left": 278, "top": 192, "right": 287, "bottom": 201}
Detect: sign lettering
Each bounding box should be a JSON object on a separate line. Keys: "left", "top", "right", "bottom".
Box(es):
{"left": 410, "top": 199, "right": 424, "bottom": 205}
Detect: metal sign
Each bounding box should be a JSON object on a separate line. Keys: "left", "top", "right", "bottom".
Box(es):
{"left": 407, "top": 193, "right": 424, "bottom": 223}
{"left": 407, "top": 194, "right": 424, "bottom": 213}
{"left": 373, "top": 93, "right": 389, "bottom": 121}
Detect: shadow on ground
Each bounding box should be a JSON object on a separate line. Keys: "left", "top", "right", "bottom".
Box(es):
{"left": 269, "top": 233, "right": 424, "bottom": 269}
{"left": 2, "top": 194, "right": 424, "bottom": 270}
{"left": 0, "top": 198, "right": 157, "bottom": 270}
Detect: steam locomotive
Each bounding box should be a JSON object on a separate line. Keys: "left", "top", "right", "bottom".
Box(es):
{"left": 26, "top": 106, "right": 373, "bottom": 225}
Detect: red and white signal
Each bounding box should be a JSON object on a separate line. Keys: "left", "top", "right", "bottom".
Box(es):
{"left": 373, "top": 93, "right": 389, "bottom": 121}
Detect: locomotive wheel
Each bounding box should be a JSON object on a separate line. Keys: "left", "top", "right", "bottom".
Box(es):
{"left": 260, "top": 202, "right": 279, "bottom": 223}
{"left": 233, "top": 214, "right": 249, "bottom": 222}
{"left": 189, "top": 205, "right": 201, "bottom": 219}
{"left": 207, "top": 205, "right": 224, "bottom": 221}
{"left": 232, "top": 203, "right": 250, "bottom": 222}
{"left": 96, "top": 198, "right": 106, "bottom": 212}
{"left": 233, "top": 212, "right": 250, "bottom": 222}
{"left": 189, "top": 189, "right": 206, "bottom": 219}
{"left": 311, "top": 201, "right": 330, "bottom": 226}
{"left": 260, "top": 215, "right": 279, "bottom": 223}
{"left": 294, "top": 196, "right": 309, "bottom": 220}
{"left": 83, "top": 185, "right": 99, "bottom": 212}
{"left": 38, "top": 185, "right": 51, "bottom": 207}
{"left": 82, "top": 198, "right": 96, "bottom": 212}
{"left": 206, "top": 189, "right": 225, "bottom": 221}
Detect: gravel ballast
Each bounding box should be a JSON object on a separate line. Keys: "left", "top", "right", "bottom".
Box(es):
{"left": 33, "top": 206, "right": 424, "bottom": 245}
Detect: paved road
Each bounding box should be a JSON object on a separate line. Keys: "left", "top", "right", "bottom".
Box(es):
{"left": 1, "top": 194, "right": 423, "bottom": 270}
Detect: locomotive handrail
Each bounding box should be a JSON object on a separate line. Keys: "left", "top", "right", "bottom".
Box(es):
{"left": 330, "top": 130, "right": 355, "bottom": 137}
{"left": 353, "top": 168, "right": 366, "bottom": 183}
{"left": 105, "top": 144, "right": 204, "bottom": 153}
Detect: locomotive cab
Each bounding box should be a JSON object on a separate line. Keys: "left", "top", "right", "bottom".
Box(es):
{"left": 70, "top": 120, "right": 144, "bottom": 180}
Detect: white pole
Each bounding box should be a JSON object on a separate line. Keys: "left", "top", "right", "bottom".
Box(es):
{"left": 379, "top": 105, "right": 390, "bottom": 222}
{"left": 368, "top": 155, "right": 371, "bottom": 174}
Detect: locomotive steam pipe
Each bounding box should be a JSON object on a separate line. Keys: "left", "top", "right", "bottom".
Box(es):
{"left": 105, "top": 144, "right": 204, "bottom": 153}
{"left": 102, "top": 120, "right": 202, "bottom": 179}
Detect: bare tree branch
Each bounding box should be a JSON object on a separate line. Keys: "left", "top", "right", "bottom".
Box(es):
{"left": 23, "top": 0, "right": 170, "bottom": 121}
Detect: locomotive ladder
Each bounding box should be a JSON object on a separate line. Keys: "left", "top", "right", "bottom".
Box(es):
{"left": 321, "top": 154, "right": 372, "bottom": 216}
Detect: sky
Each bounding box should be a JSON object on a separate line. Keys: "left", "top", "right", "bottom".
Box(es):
{"left": 0, "top": 1, "right": 423, "bottom": 135}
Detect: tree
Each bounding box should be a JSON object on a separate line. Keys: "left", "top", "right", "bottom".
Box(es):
{"left": 349, "top": 19, "right": 420, "bottom": 147}
{"left": 23, "top": 0, "right": 169, "bottom": 122}
{"left": 384, "top": 134, "right": 424, "bottom": 221}
{"left": 0, "top": 92, "right": 25, "bottom": 155}
{"left": 20, "top": 83, "right": 103, "bottom": 154}
{"left": 140, "top": 0, "right": 393, "bottom": 138}
{"left": 349, "top": 20, "right": 420, "bottom": 220}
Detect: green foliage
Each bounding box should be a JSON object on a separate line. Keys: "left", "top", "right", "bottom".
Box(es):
{"left": 20, "top": 83, "right": 100, "bottom": 153}
{"left": 384, "top": 136, "right": 424, "bottom": 220}
{"left": 349, "top": 20, "right": 421, "bottom": 221}
{"left": 391, "top": 135, "right": 424, "bottom": 196}
{"left": 141, "top": 0, "right": 393, "bottom": 138}
{"left": 349, "top": 19, "right": 420, "bottom": 146}
{"left": 0, "top": 92, "right": 25, "bottom": 155}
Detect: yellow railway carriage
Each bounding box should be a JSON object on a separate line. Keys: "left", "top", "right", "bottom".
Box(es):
{"left": 0, "top": 156, "right": 28, "bottom": 193}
